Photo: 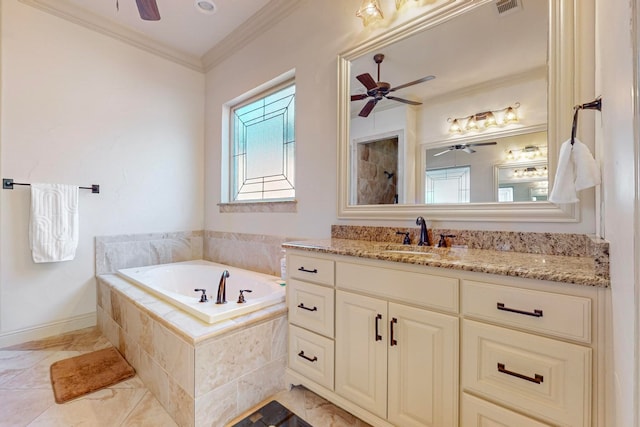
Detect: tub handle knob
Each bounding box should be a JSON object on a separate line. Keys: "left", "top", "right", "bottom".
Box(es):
{"left": 237, "top": 289, "right": 253, "bottom": 304}
{"left": 194, "top": 288, "right": 208, "bottom": 303}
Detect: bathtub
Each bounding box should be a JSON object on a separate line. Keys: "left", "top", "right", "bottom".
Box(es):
{"left": 117, "top": 260, "right": 285, "bottom": 324}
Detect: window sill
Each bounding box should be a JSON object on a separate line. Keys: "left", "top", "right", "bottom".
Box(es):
{"left": 218, "top": 200, "right": 297, "bottom": 213}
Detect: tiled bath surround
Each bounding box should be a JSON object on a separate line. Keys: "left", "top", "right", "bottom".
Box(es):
{"left": 97, "top": 274, "right": 287, "bottom": 427}
{"left": 95, "top": 230, "right": 291, "bottom": 426}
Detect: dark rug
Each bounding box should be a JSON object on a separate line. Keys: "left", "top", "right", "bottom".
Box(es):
{"left": 50, "top": 346, "right": 135, "bottom": 403}
{"left": 232, "top": 400, "right": 312, "bottom": 427}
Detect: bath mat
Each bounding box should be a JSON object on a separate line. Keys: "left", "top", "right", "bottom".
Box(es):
{"left": 50, "top": 346, "right": 135, "bottom": 403}
{"left": 231, "top": 400, "right": 312, "bottom": 427}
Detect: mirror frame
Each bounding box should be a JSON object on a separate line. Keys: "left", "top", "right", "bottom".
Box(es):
{"left": 337, "top": 0, "right": 577, "bottom": 222}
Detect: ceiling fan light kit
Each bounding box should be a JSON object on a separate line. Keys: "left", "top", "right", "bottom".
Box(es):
{"left": 195, "top": 0, "right": 217, "bottom": 14}
{"left": 448, "top": 102, "right": 520, "bottom": 134}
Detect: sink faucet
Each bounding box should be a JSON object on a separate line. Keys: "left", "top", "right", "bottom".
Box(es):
{"left": 216, "top": 270, "right": 230, "bottom": 304}
{"left": 416, "top": 216, "right": 430, "bottom": 246}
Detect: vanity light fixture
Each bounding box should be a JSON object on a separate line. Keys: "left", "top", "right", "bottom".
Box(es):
{"left": 448, "top": 102, "right": 520, "bottom": 134}
{"left": 356, "top": 0, "right": 384, "bottom": 26}
{"left": 505, "top": 145, "right": 547, "bottom": 162}
{"left": 512, "top": 166, "right": 548, "bottom": 179}
{"left": 195, "top": 0, "right": 216, "bottom": 14}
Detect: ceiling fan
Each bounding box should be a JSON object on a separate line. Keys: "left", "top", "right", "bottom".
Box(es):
{"left": 433, "top": 142, "right": 497, "bottom": 157}
{"left": 120, "top": 0, "right": 160, "bottom": 21}
{"left": 351, "top": 54, "right": 435, "bottom": 118}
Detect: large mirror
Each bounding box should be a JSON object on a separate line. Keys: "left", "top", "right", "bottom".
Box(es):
{"left": 338, "top": 0, "right": 577, "bottom": 222}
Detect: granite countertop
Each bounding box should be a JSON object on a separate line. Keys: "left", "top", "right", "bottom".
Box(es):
{"left": 283, "top": 238, "right": 610, "bottom": 288}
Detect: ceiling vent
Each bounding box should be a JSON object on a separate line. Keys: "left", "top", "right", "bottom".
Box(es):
{"left": 495, "top": 0, "right": 523, "bottom": 16}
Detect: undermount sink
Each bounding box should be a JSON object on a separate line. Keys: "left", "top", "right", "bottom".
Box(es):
{"left": 381, "top": 250, "right": 438, "bottom": 257}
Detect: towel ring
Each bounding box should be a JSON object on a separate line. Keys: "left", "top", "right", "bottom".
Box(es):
{"left": 571, "top": 97, "right": 602, "bottom": 145}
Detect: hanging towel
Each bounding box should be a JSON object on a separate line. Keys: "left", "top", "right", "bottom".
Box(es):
{"left": 29, "top": 183, "right": 79, "bottom": 263}
{"left": 549, "top": 138, "right": 601, "bottom": 204}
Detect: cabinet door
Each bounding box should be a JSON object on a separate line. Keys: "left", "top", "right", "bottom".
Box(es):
{"left": 387, "top": 302, "right": 459, "bottom": 427}
{"left": 335, "top": 290, "right": 388, "bottom": 419}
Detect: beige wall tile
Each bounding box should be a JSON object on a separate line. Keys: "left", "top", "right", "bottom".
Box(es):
{"left": 195, "top": 382, "right": 238, "bottom": 427}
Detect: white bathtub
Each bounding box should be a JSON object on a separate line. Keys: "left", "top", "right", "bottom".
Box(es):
{"left": 117, "top": 260, "right": 285, "bottom": 324}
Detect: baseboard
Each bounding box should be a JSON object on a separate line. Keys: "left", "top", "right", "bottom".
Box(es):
{"left": 0, "top": 312, "right": 97, "bottom": 348}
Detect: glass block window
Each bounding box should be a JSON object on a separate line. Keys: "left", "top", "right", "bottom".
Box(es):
{"left": 231, "top": 83, "right": 295, "bottom": 201}
{"left": 425, "top": 166, "right": 470, "bottom": 204}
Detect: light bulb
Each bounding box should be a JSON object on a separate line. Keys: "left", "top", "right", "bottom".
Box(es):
{"left": 357, "top": 0, "right": 384, "bottom": 26}
{"left": 466, "top": 115, "right": 478, "bottom": 131}
{"left": 449, "top": 119, "right": 462, "bottom": 133}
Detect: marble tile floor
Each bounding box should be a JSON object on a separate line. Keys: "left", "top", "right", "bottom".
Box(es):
{"left": 0, "top": 327, "right": 371, "bottom": 427}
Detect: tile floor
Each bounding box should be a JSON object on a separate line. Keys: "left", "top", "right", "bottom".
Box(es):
{"left": 0, "top": 327, "right": 371, "bottom": 427}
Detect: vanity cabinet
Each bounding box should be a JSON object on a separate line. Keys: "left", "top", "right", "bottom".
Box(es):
{"left": 335, "top": 291, "right": 458, "bottom": 427}
{"left": 284, "top": 249, "right": 607, "bottom": 427}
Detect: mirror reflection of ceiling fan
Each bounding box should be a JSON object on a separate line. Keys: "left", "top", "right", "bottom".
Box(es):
{"left": 433, "top": 142, "right": 497, "bottom": 157}
{"left": 351, "top": 54, "right": 435, "bottom": 118}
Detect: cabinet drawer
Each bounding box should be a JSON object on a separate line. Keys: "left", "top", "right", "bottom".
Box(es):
{"left": 288, "top": 325, "right": 334, "bottom": 390}
{"left": 336, "top": 261, "right": 459, "bottom": 313}
{"left": 288, "top": 254, "right": 335, "bottom": 286}
{"left": 462, "top": 280, "right": 591, "bottom": 343}
{"left": 462, "top": 320, "right": 591, "bottom": 427}
{"left": 462, "top": 393, "right": 553, "bottom": 427}
{"left": 288, "top": 279, "right": 334, "bottom": 338}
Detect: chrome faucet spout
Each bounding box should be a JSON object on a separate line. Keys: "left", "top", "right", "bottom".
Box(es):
{"left": 216, "top": 270, "right": 230, "bottom": 304}
{"left": 416, "top": 216, "right": 430, "bottom": 246}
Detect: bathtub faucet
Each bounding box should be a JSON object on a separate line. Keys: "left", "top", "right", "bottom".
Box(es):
{"left": 216, "top": 270, "right": 230, "bottom": 304}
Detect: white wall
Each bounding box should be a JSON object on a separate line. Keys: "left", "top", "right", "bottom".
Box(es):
{"left": 205, "top": 0, "right": 596, "bottom": 237}
{"left": 596, "top": 0, "right": 638, "bottom": 425}
{"left": 0, "top": 0, "right": 204, "bottom": 344}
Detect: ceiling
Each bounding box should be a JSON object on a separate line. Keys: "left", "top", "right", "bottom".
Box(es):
{"left": 19, "top": 0, "right": 297, "bottom": 71}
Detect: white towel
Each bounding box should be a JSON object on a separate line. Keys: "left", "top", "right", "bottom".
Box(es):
{"left": 549, "top": 138, "right": 601, "bottom": 204}
{"left": 29, "top": 183, "right": 79, "bottom": 263}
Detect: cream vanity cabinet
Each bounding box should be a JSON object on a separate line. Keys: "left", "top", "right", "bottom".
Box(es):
{"left": 285, "top": 249, "right": 607, "bottom": 427}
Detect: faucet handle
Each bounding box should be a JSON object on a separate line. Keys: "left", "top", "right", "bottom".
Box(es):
{"left": 194, "top": 288, "right": 208, "bottom": 303}
{"left": 237, "top": 289, "right": 253, "bottom": 304}
{"left": 395, "top": 231, "right": 411, "bottom": 245}
{"left": 437, "top": 234, "right": 457, "bottom": 248}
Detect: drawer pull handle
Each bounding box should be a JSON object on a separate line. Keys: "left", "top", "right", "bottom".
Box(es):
{"left": 497, "top": 363, "right": 544, "bottom": 384}
{"left": 297, "top": 303, "right": 318, "bottom": 312}
{"left": 375, "top": 314, "right": 382, "bottom": 341}
{"left": 497, "top": 302, "right": 543, "bottom": 318}
{"left": 298, "top": 351, "right": 318, "bottom": 363}
{"left": 298, "top": 267, "right": 318, "bottom": 274}
{"left": 390, "top": 317, "right": 398, "bottom": 346}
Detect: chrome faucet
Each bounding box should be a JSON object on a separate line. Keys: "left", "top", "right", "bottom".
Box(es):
{"left": 416, "top": 216, "right": 430, "bottom": 246}
{"left": 216, "top": 270, "right": 230, "bottom": 304}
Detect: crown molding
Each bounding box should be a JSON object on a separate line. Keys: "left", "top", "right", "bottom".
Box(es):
{"left": 202, "top": 0, "right": 304, "bottom": 72}
{"left": 18, "top": 0, "right": 204, "bottom": 72}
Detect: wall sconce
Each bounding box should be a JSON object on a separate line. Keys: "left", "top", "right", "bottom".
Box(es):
{"left": 505, "top": 145, "right": 547, "bottom": 162}
{"left": 357, "top": 0, "right": 384, "bottom": 26}
{"left": 448, "top": 102, "right": 520, "bottom": 134}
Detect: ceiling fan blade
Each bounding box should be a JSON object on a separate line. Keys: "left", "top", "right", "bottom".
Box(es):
{"left": 351, "top": 94, "right": 369, "bottom": 101}
{"left": 386, "top": 95, "right": 422, "bottom": 106}
{"left": 357, "top": 73, "right": 378, "bottom": 91}
{"left": 463, "top": 147, "right": 476, "bottom": 154}
{"left": 389, "top": 75, "right": 435, "bottom": 92}
{"left": 433, "top": 148, "right": 453, "bottom": 157}
{"left": 359, "top": 99, "right": 378, "bottom": 117}
{"left": 136, "top": 0, "right": 160, "bottom": 21}
{"left": 468, "top": 141, "right": 498, "bottom": 147}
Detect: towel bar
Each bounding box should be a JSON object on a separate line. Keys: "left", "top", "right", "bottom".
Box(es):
{"left": 2, "top": 178, "right": 100, "bottom": 194}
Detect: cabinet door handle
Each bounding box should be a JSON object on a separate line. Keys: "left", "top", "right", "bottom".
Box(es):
{"left": 497, "top": 363, "right": 544, "bottom": 384}
{"left": 375, "top": 314, "right": 382, "bottom": 341}
{"left": 298, "top": 267, "right": 318, "bottom": 274}
{"left": 298, "top": 351, "right": 318, "bottom": 363}
{"left": 297, "top": 303, "right": 318, "bottom": 312}
{"left": 390, "top": 317, "right": 398, "bottom": 346}
{"left": 497, "top": 302, "right": 543, "bottom": 318}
